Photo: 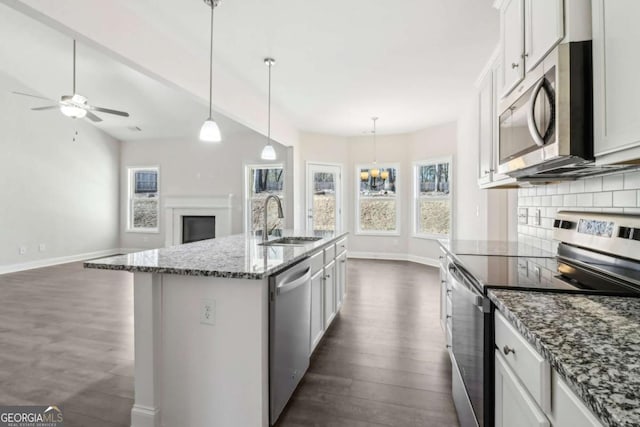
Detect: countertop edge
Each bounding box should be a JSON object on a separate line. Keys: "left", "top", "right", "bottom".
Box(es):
{"left": 84, "top": 232, "right": 348, "bottom": 279}
{"left": 488, "top": 290, "right": 619, "bottom": 427}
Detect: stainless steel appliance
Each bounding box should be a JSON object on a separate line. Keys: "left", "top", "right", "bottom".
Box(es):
{"left": 496, "top": 41, "right": 609, "bottom": 180}
{"left": 447, "top": 211, "right": 640, "bottom": 427}
{"left": 269, "top": 258, "right": 312, "bottom": 425}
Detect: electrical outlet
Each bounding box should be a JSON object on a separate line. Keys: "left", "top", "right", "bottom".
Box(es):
{"left": 518, "top": 208, "right": 528, "bottom": 224}
{"left": 39, "top": 243, "right": 46, "bottom": 252}
{"left": 200, "top": 299, "right": 216, "bottom": 326}
{"left": 19, "top": 246, "right": 27, "bottom": 255}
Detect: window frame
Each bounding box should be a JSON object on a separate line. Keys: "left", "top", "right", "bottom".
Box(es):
{"left": 126, "top": 166, "right": 160, "bottom": 234}
{"left": 412, "top": 157, "right": 453, "bottom": 240}
{"left": 243, "top": 163, "right": 285, "bottom": 234}
{"left": 355, "top": 162, "right": 401, "bottom": 236}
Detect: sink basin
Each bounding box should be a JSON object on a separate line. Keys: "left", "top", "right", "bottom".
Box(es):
{"left": 259, "top": 236, "right": 323, "bottom": 246}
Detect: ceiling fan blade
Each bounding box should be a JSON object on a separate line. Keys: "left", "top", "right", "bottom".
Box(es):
{"left": 89, "top": 106, "right": 130, "bottom": 117}
{"left": 85, "top": 111, "right": 103, "bottom": 122}
{"left": 12, "top": 91, "right": 55, "bottom": 102}
{"left": 31, "top": 106, "right": 59, "bottom": 111}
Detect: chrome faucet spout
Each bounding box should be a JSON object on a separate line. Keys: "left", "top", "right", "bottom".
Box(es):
{"left": 263, "top": 195, "right": 284, "bottom": 241}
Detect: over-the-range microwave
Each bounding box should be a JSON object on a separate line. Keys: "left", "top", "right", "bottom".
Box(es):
{"left": 497, "top": 41, "right": 601, "bottom": 181}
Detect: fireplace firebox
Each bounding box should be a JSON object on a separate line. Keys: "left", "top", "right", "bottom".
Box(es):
{"left": 182, "top": 216, "right": 215, "bottom": 244}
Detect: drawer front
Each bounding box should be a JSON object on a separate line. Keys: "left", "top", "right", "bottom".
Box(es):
{"left": 310, "top": 251, "right": 323, "bottom": 276}
{"left": 324, "top": 244, "right": 336, "bottom": 263}
{"left": 335, "top": 238, "right": 347, "bottom": 255}
{"left": 495, "top": 311, "right": 551, "bottom": 412}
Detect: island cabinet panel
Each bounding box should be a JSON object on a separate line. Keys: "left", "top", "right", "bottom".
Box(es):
{"left": 310, "top": 269, "right": 324, "bottom": 353}
{"left": 156, "top": 274, "right": 269, "bottom": 427}
{"left": 323, "top": 260, "right": 336, "bottom": 326}
{"left": 336, "top": 252, "right": 347, "bottom": 310}
{"left": 309, "top": 250, "right": 324, "bottom": 276}
{"left": 548, "top": 371, "right": 603, "bottom": 427}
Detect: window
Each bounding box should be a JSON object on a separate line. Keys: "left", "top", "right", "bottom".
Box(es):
{"left": 128, "top": 167, "right": 159, "bottom": 232}
{"left": 245, "top": 164, "right": 285, "bottom": 235}
{"left": 414, "top": 158, "right": 452, "bottom": 238}
{"left": 356, "top": 164, "right": 399, "bottom": 234}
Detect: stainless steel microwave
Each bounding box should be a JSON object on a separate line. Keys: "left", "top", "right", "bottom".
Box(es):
{"left": 497, "top": 41, "right": 594, "bottom": 179}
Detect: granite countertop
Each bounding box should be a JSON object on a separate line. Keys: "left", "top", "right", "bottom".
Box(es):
{"left": 439, "top": 239, "right": 554, "bottom": 258}
{"left": 489, "top": 290, "right": 640, "bottom": 427}
{"left": 84, "top": 230, "right": 347, "bottom": 280}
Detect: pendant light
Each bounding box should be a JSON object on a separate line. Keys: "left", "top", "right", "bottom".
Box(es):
{"left": 199, "top": 0, "right": 222, "bottom": 142}
{"left": 261, "top": 58, "right": 277, "bottom": 160}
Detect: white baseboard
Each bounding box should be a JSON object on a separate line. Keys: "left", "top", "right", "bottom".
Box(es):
{"left": 348, "top": 251, "right": 439, "bottom": 267}
{"left": 0, "top": 248, "right": 122, "bottom": 275}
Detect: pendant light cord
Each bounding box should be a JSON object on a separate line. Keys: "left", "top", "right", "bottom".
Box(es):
{"left": 372, "top": 117, "right": 378, "bottom": 164}
{"left": 72, "top": 40, "right": 76, "bottom": 94}
{"left": 208, "top": 1, "right": 216, "bottom": 118}
{"left": 267, "top": 60, "right": 272, "bottom": 144}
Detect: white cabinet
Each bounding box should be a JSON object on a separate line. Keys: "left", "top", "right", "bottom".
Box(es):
{"left": 495, "top": 351, "right": 551, "bottom": 427}
{"left": 335, "top": 252, "right": 347, "bottom": 310}
{"left": 477, "top": 50, "right": 517, "bottom": 188}
{"left": 494, "top": 310, "right": 604, "bottom": 427}
{"left": 501, "top": 0, "right": 525, "bottom": 95}
{"left": 525, "top": 0, "right": 564, "bottom": 71}
{"left": 499, "top": 0, "right": 564, "bottom": 97}
{"left": 323, "top": 260, "right": 336, "bottom": 327}
{"left": 593, "top": 0, "right": 640, "bottom": 163}
{"left": 310, "top": 269, "right": 324, "bottom": 353}
{"left": 438, "top": 251, "right": 452, "bottom": 350}
{"left": 478, "top": 67, "right": 494, "bottom": 186}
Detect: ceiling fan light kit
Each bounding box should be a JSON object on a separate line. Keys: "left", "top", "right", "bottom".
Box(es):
{"left": 261, "top": 57, "right": 277, "bottom": 160}
{"left": 200, "top": 0, "right": 222, "bottom": 143}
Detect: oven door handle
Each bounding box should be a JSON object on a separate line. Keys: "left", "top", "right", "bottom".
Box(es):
{"left": 449, "top": 264, "right": 485, "bottom": 311}
{"left": 527, "top": 78, "right": 547, "bottom": 148}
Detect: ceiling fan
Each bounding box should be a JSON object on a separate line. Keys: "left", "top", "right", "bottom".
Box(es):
{"left": 12, "top": 40, "right": 130, "bottom": 122}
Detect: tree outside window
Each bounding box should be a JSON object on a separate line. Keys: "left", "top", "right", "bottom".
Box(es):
{"left": 246, "top": 165, "right": 284, "bottom": 234}
{"left": 414, "top": 159, "right": 452, "bottom": 238}
{"left": 128, "top": 167, "right": 159, "bottom": 232}
{"left": 356, "top": 164, "right": 399, "bottom": 234}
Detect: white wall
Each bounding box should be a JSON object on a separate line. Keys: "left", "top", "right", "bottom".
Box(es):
{"left": 120, "top": 131, "right": 291, "bottom": 250}
{"left": 0, "top": 71, "right": 121, "bottom": 270}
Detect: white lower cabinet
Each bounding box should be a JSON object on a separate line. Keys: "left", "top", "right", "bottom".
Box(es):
{"left": 323, "top": 260, "right": 336, "bottom": 327}
{"left": 495, "top": 351, "right": 550, "bottom": 427}
{"left": 494, "top": 310, "right": 604, "bottom": 427}
{"left": 336, "top": 251, "right": 347, "bottom": 310}
{"left": 310, "top": 269, "right": 324, "bottom": 353}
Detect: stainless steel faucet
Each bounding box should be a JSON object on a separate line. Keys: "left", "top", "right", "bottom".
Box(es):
{"left": 263, "top": 195, "right": 284, "bottom": 241}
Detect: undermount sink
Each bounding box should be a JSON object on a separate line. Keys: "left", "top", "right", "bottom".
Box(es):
{"left": 259, "top": 236, "right": 323, "bottom": 246}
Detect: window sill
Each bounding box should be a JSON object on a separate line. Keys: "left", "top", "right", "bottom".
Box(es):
{"left": 126, "top": 228, "right": 160, "bottom": 234}
{"left": 412, "top": 233, "right": 449, "bottom": 240}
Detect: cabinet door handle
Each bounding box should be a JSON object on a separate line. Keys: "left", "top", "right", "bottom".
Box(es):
{"left": 503, "top": 345, "right": 516, "bottom": 356}
{"left": 446, "top": 315, "right": 452, "bottom": 319}
{"left": 511, "top": 62, "right": 519, "bottom": 69}
{"left": 446, "top": 290, "right": 452, "bottom": 295}
{"left": 522, "top": 52, "right": 529, "bottom": 59}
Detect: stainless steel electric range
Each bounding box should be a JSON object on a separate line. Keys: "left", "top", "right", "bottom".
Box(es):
{"left": 443, "top": 211, "right": 640, "bottom": 427}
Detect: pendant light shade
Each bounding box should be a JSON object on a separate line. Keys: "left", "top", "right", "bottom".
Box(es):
{"left": 261, "top": 58, "right": 277, "bottom": 160}
{"left": 200, "top": 118, "right": 221, "bottom": 142}
{"left": 200, "top": 0, "right": 222, "bottom": 143}
{"left": 261, "top": 143, "right": 276, "bottom": 160}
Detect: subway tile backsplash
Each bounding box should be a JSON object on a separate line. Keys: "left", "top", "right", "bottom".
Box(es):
{"left": 517, "top": 169, "right": 640, "bottom": 253}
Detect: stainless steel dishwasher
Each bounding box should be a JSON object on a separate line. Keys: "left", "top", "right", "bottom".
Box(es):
{"left": 269, "top": 258, "right": 312, "bottom": 425}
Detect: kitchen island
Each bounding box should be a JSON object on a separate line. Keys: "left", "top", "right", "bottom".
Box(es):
{"left": 85, "top": 230, "right": 348, "bottom": 427}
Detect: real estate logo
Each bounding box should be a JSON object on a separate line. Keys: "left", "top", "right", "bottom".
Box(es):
{"left": 0, "top": 405, "right": 63, "bottom": 427}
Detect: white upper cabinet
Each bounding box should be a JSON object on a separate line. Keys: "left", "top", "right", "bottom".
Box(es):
{"left": 499, "top": 0, "right": 564, "bottom": 97}
{"left": 501, "top": 0, "right": 525, "bottom": 95}
{"left": 593, "top": 0, "right": 640, "bottom": 163}
{"left": 478, "top": 68, "right": 494, "bottom": 185}
{"left": 525, "top": 0, "right": 564, "bottom": 71}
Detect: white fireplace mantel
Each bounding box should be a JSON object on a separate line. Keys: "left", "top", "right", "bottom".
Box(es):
{"left": 164, "top": 195, "right": 233, "bottom": 247}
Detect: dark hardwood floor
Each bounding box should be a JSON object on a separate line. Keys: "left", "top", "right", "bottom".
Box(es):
{"left": 277, "top": 259, "right": 459, "bottom": 427}
{"left": 0, "top": 259, "right": 458, "bottom": 427}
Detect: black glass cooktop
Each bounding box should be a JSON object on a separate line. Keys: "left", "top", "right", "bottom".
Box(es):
{"left": 453, "top": 254, "right": 577, "bottom": 293}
